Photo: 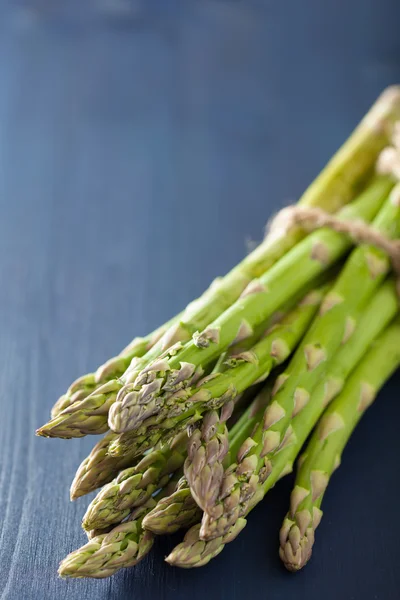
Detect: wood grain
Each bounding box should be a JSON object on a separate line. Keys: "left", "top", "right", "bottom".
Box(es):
{"left": 0, "top": 1, "right": 399, "bottom": 599}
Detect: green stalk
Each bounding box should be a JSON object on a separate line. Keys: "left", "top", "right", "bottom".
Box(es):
{"left": 228, "top": 384, "right": 275, "bottom": 447}
{"left": 109, "top": 176, "right": 392, "bottom": 435}
{"left": 280, "top": 319, "right": 400, "bottom": 571}
{"left": 166, "top": 279, "right": 399, "bottom": 566}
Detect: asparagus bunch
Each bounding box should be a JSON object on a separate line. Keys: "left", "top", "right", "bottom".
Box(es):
{"left": 35, "top": 88, "right": 400, "bottom": 581}
{"left": 279, "top": 319, "right": 400, "bottom": 572}
{"left": 166, "top": 279, "right": 400, "bottom": 566}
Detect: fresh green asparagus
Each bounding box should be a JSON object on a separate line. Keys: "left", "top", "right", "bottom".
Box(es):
{"left": 34, "top": 89, "right": 400, "bottom": 581}
{"left": 279, "top": 319, "right": 400, "bottom": 572}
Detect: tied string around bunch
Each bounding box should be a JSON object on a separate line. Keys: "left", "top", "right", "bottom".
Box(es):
{"left": 265, "top": 183, "right": 400, "bottom": 298}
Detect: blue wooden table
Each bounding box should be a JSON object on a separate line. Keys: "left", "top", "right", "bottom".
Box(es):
{"left": 0, "top": 1, "right": 399, "bottom": 598}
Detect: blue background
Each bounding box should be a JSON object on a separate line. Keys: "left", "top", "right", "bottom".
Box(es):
{"left": 0, "top": 1, "right": 399, "bottom": 598}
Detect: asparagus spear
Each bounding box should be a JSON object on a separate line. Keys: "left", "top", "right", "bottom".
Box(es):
{"left": 166, "top": 519, "right": 249, "bottom": 568}
{"left": 69, "top": 430, "right": 144, "bottom": 500}
{"left": 82, "top": 434, "right": 187, "bottom": 531}
{"left": 108, "top": 286, "right": 327, "bottom": 458}
{"left": 51, "top": 312, "right": 182, "bottom": 417}
{"left": 109, "top": 176, "right": 392, "bottom": 436}
{"left": 59, "top": 501, "right": 155, "bottom": 578}
{"left": 60, "top": 474, "right": 179, "bottom": 579}
{"left": 143, "top": 384, "right": 274, "bottom": 534}
{"left": 279, "top": 319, "right": 400, "bottom": 572}
{"left": 166, "top": 279, "right": 399, "bottom": 565}
{"left": 142, "top": 476, "right": 201, "bottom": 535}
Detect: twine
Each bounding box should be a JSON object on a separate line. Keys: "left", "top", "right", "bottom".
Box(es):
{"left": 265, "top": 183, "right": 400, "bottom": 297}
